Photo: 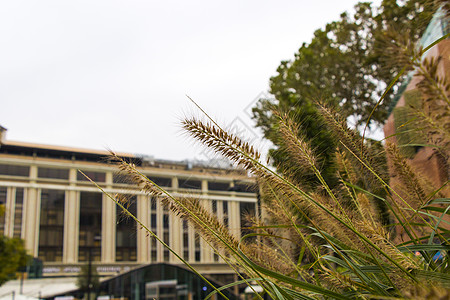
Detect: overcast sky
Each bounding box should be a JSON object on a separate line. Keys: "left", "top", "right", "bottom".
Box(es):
{"left": 0, "top": 0, "right": 379, "bottom": 161}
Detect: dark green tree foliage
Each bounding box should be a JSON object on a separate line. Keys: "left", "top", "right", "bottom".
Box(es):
{"left": 76, "top": 264, "right": 100, "bottom": 293}
{"left": 253, "top": 0, "right": 435, "bottom": 187}
{"left": 0, "top": 235, "right": 28, "bottom": 286}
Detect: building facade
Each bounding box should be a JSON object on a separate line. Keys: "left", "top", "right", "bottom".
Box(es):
{"left": 383, "top": 8, "right": 449, "bottom": 242}
{"left": 384, "top": 7, "right": 449, "bottom": 188}
{"left": 0, "top": 130, "right": 257, "bottom": 280}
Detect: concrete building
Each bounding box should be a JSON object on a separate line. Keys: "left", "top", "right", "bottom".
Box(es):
{"left": 0, "top": 127, "right": 258, "bottom": 282}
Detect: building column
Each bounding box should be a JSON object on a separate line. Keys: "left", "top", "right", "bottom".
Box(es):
{"left": 156, "top": 197, "right": 164, "bottom": 262}
{"left": 64, "top": 168, "right": 80, "bottom": 263}
{"left": 201, "top": 180, "right": 214, "bottom": 262}
{"left": 24, "top": 166, "right": 40, "bottom": 256}
{"left": 168, "top": 176, "right": 180, "bottom": 262}
{"left": 23, "top": 187, "right": 40, "bottom": 257}
{"left": 228, "top": 200, "right": 241, "bottom": 239}
{"left": 217, "top": 201, "right": 224, "bottom": 224}
{"left": 215, "top": 200, "right": 224, "bottom": 262}
{"left": 64, "top": 190, "right": 80, "bottom": 263}
{"left": 4, "top": 187, "right": 15, "bottom": 237}
{"left": 137, "top": 194, "right": 150, "bottom": 263}
{"left": 170, "top": 214, "right": 182, "bottom": 263}
{"left": 101, "top": 171, "right": 115, "bottom": 263}
{"left": 201, "top": 180, "right": 208, "bottom": 193}
{"left": 102, "top": 193, "right": 116, "bottom": 263}
{"left": 200, "top": 199, "right": 213, "bottom": 263}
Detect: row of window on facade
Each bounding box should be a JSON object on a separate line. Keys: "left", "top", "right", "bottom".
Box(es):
{"left": 0, "top": 187, "right": 256, "bottom": 263}
{"left": 0, "top": 164, "right": 255, "bottom": 192}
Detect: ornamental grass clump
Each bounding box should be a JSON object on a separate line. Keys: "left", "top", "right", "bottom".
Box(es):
{"left": 100, "top": 83, "right": 448, "bottom": 298}
{"left": 86, "top": 8, "right": 450, "bottom": 300}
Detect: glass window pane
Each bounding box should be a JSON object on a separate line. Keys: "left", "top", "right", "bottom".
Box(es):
{"left": 208, "top": 181, "right": 230, "bottom": 191}
{"left": 179, "top": 179, "right": 201, "bottom": 190}
{"left": 77, "top": 171, "right": 106, "bottom": 182}
{"left": 113, "top": 173, "right": 134, "bottom": 184}
{"left": 147, "top": 177, "right": 171, "bottom": 187}
{"left": 232, "top": 183, "right": 256, "bottom": 193}
{"left": 0, "top": 187, "right": 7, "bottom": 233}
{"left": 212, "top": 200, "right": 217, "bottom": 214}
{"left": 79, "top": 192, "right": 102, "bottom": 262}
{"left": 13, "top": 188, "right": 24, "bottom": 238}
{"left": 116, "top": 195, "right": 137, "bottom": 262}
{"left": 0, "top": 164, "right": 29, "bottom": 177}
{"left": 38, "top": 167, "right": 69, "bottom": 180}
{"left": 240, "top": 202, "right": 256, "bottom": 238}
{"left": 38, "top": 189, "right": 65, "bottom": 262}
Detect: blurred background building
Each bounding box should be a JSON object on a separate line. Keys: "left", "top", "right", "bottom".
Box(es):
{"left": 0, "top": 126, "right": 257, "bottom": 298}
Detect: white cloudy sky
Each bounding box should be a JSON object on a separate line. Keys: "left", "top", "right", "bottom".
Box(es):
{"left": 0, "top": 0, "right": 378, "bottom": 161}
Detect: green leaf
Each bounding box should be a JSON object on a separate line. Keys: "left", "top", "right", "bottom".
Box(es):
{"left": 268, "top": 281, "right": 294, "bottom": 300}
{"left": 397, "top": 244, "right": 450, "bottom": 252}
{"left": 237, "top": 248, "right": 351, "bottom": 300}
{"left": 428, "top": 204, "right": 450, "bottom": 244}
{"left": 413, "top": 269, "right": 450, "bottom": 286}
{"left": 204, "top": 278, "right": 262, "bottom": 300}
{"left": 281, "top": 286, "right": 318, "bottom": 300}
{"left": 426, "top": 198, "right": 450, "bottom": 205}
{"left": 422, "top": 206, "right": 450, "bottom": 215}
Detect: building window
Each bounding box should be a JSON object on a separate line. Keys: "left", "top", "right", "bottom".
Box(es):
{"left": 151, "top": 236, "right": 157, "bottom": 262}
{"left": 223, "top": 201, "right": 228, "bottom": 227}
{"left": 208, "top": 181, "right": 230, "bottom": 191}
{"left": 13, "top": 188, "right": 24, "bottom": 238}
{"left": 79, "top": 192, "right": 102, "bottom": 262}
{"left": 150, "top": 197, "right": 157, "bottom": 231}
{"left": 38, "top": 167, "right": 69, "bottom": 180}
{"left": 147, "top": 176, "right": 171, "bottom": 187}
{"left": 150, "top": 197, "right": 157, "bottom": 262}
{"left": 116, "top": 195, "right": 137, "bottom": 262}
{"left": 163, "top": 248, "right": 170, "bottom": 262}
{"left": 77, "top": 171, "right": 106, "bottom": 183}
{"left": 38, "top": 189, "right": 65, "bottom": 262}
{"left": 0, "top": 164, "right": 29, "bottom": 177}
{"left": 233, "top": 183, "right": 256, "bottom": 193}
{"left": 194, "top": 233, "right": 201, "bottom": 262}
{"left": 178, "top": 179, "right": 201, "bottom": 190}
{"left": 163, "top": 214, "right": 169, "bottom": 229}
{"left": 151, "top": 215, "right": 157, "bottom": 231}
{"left": 0, "top": 187, "right": 7, "bottom": 234}
{"left": 163, "top": 206, "right": 170, "bottom": 262}
{"left": 240, "top": 202, "right": 256, "bottom": 239}
{"left": 183, "top": 220, "right": 189, "bottom": 261}
{"left": 113, "top": 173, "right": 131, "bottom": 184}
{"left": 212, "top": 200, "right": 217, "bottom": 214}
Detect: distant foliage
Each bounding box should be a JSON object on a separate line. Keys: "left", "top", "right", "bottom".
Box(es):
{"left": 252, "top": 0, "right": 437, "bottom": 187}
{"left": 0, "top": 235, "right": 28, "bottom": 286}
{"left": 76, "top": 264, "right": 100, "bottom": 292}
